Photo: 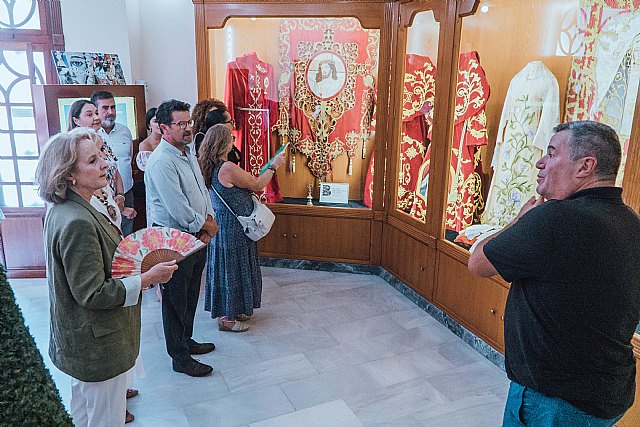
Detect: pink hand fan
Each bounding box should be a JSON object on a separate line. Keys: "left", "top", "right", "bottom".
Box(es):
{"left": 111, "top": 227, "right": 207, "bottom": 279}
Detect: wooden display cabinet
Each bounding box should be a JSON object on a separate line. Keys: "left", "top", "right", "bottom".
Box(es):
{"left": 194, "top": 1, "right": 396, "bottom": 265}
{"left": 259, "top": 206, "right": 374, "bottom": 263}
{"left": 435, "top": 241, "right": 508, "bottom": 352}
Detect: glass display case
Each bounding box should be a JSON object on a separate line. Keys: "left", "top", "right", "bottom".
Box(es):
{"left": 442, "top": 0, "right": 640, "bottom": 250}
{"left": 206, "top": 17, "right": 380, "bottom": 208}
{"left": 396, "top": 10, "right": 440, "bottom": 222}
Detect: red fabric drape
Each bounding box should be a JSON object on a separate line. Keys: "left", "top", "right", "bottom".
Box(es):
{"left": 225, "top": 52, "right": 282, "bottom": 202}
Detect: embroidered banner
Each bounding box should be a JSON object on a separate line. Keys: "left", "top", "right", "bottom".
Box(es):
{"left": 275, "top": 18, "right": 379, "bottom": 179}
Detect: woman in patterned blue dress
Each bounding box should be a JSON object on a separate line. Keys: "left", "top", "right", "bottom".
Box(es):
{"left": 198, "top": 124, "right": 284, "bottom": 332}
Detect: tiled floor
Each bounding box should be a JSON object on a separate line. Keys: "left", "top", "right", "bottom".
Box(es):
{"left": 12, "top": 267, "right": 509, "bottom": 426}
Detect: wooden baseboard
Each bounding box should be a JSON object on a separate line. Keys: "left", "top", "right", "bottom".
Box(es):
{"left": 5, "top": 267, "right": 46, "bottom": 279}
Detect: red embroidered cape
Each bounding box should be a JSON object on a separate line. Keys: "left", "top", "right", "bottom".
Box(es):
{"left": 411, "top": 51, "right": 489, "bottom": 231}
{"left": 225, "top": 52, "right": 282, "bottom": 202}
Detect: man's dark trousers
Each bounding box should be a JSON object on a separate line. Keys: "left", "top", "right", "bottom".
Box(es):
{"left": 161, "top": 248, "right": 206, "bottom": 363}
{"left": 121, "top": 189, "right": 134, "bottom": 236}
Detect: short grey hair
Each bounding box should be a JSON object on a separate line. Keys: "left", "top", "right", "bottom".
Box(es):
{"left": 553, "top": 120, "right": 621, "bottom": 181}
{"left": 35, "top": 128, "right": 101, "bottom": 204}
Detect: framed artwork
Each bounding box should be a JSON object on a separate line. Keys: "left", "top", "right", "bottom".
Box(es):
{"left": 52, "top": 51, "right": 126, "bottom": 85}
{"left": 56, "top": 96, "right": 138, "bottom": 139}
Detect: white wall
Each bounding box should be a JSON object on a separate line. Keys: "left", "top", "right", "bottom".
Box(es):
{"left": 125, "top": 0, "right": 199, "bottom": 109}
{"left": 60, "top": 0, "right": 133, "bottom": 82}
{"left": 60, "top": 0, "right": 198, "bottom": 110}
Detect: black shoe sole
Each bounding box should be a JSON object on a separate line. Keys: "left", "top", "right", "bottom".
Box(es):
{"left": 172, "top": 363, "right": 213, "bottom": 377}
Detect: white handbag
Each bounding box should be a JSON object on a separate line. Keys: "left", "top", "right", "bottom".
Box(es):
{"left": 212, "top": 187, "right": 275, "bottom": 241}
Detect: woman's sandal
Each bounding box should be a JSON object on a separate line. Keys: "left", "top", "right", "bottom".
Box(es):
{"left": 236, "top": 314, "right": 251, "bottom": 321}
{"left": 218, "top": 317, "right": 249, "bottom": 333}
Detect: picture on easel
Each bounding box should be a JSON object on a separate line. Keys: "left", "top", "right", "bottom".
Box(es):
{"left": 52, "top": 51, "right": 126, "bottom": 85}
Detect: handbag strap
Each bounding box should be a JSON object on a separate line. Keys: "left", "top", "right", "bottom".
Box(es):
{"left": 211, "top": 185, "right": 239, "bottom": 218}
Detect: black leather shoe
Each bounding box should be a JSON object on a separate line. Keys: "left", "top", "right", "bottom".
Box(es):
{"left": 172, "top": 359, "right": 213, "bottom": 377}
{"left": 188, "top": 341, "right": 215, "bottom": 355}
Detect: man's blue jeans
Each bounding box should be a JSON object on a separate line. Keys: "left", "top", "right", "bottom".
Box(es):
{"left": 503, "top": 381, "right": 623, "bottom": 426}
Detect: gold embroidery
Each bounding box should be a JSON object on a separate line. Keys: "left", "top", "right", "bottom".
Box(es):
{"left": 276, "top": 18, "right": 379, "bottom": 178}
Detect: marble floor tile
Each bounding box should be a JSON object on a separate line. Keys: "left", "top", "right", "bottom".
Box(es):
{"left": 346, "top": 377, "right": 448, "bottom": 426}
{"left": 324, "top": 312, "right": 405, "bottom": 344}
{"left": 10, "top": 266, "right": 508, "bottom": 425}
{"left": 249, "top": 400, "right": 363, "bottom": 427}
{"left": 280, "top": 365, "right": 385, "bottom": 411}
{"left": 415, "top": 391, "right": 505, "bottom": 426}
{"left": 424, "top": 360, "right": 508, "bottom": 402}
{"left": 360, "top": 349, "right": 458, "bottom": 387}
{"left": 183, "top": 385, "right": 294, "bottom": 427}
{"left": 221, "top": 353, "right": 316, "bottom": 393}
{"left": 246, "top": 326, "right": 338, "bottom": 360}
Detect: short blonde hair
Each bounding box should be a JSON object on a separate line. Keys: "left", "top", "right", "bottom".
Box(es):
{"left": 36, "top": 128, "right": 101, "bottom": 204}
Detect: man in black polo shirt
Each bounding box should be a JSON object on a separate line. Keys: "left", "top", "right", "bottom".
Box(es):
{"left": 469, "top": 121, "right": 640, "bottom": 426}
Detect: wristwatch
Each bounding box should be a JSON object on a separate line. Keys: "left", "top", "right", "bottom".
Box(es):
{"left": 268, "top": 165, "right": 277, "bottom": 173}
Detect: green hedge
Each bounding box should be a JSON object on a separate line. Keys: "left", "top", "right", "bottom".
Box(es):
{"left": 0, "top": 266, "right": 73, "bottom": 426}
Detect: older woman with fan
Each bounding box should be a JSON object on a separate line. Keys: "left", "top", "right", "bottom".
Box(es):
{"left": 199, "top": 124, "right": 284, "bottom": 332}
{"left": 36, "top": 128, "right": 178, "bottom": 427}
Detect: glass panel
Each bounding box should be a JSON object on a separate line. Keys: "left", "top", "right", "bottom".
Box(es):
{"left": 2, "top": 50, "right": 29, "bottom": 76}
{"left": 0, "top": 133, "right": 12, "bottom": 157}
{"left": 8, "top": 77, "right": 31, "bottom": 103}
{"left": 0, "top": 47, "right": 38, "bottom": 209}
{"left": 16, "top": 159, "right": 38, "bottom": 182}
{"left": 0, "top": 1, "right": 40, "bottom": 29}
{"left": 0, "top": 185, "right": 18, "bottom": 208}
{"left": 20, "top": 184, "right": 44, "bottom": 207}
{"left": 0, "top": 159, "right": 16, "bottom": 182}
{"left": 0, "top": 108, "right": 8, "bottom": 132}
{"left": 10, "top": 106, "right": 35, "bottom": 130}
{"left": 398, "top": 11, "right": 440, "bottom": 222}
{"left": 14, "top": 132, "right": 38, "bottom": 156}
{"left": 447, "top": 0, "right": 640, "bottom": 249}
{"left": 207, "top": 17, "right": 379, "bottom": 208}
{"left": 33, "top": 51, "right": 45, "bottom": 85}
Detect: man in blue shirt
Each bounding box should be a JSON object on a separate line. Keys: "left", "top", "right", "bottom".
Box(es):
{"left": 145, "top": 99, "right": 219, "bottom": 377}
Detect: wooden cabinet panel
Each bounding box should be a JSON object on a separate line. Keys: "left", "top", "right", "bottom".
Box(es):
{"left": 618, "top": 336, "right": 640, "bottom": 426}
{"left": 289, "top": 216, "right": 371, "bottom": 261}
{"left": 435, "top": 251, "right": 508, "bottom": 351}
{"left": 381, "top": 224, "right": 435, "bottom": 300}
{"left": 258, "top": 214, "right": 291, "bottom": 256}
{"left": 496, "top": 287, "right": 508, "bottom": 350}
{"left": 0, "top": 215, "right": 46, "bottom": 278}
{"left": 259, "top": 213, "right": 372, "bottom": 262}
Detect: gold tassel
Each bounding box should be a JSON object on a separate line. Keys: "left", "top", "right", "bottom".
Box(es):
{"left": 348, "top": 156, "right": 353, "bottom": 176}
{"left": 290, "top": 148, "right": 296, "bottom": 173}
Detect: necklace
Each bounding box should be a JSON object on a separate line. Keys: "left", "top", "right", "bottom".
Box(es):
{"left": 95, "top": 189, "right": 118, "bottom": 223}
